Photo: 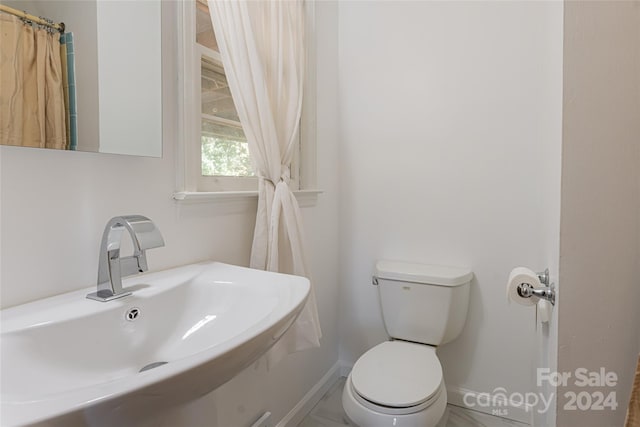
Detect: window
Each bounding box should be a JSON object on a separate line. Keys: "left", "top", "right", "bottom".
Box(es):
{"left": 191, "top": 0, "right": 256, "bottom": 191}
{"left": 177, "top": 0, "right": 315, "bottom": 195}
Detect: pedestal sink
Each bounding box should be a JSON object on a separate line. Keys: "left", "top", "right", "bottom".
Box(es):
{"left": 0, "top": 262, "right": 309, "bottom": 427}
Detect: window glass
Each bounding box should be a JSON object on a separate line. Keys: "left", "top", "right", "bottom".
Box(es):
{"left": 201, "top": 61, "right": 241, "bottom": 122}
{"left": 201, "top": 119, "right": 252, "bottom": 177}
{"left": 200, "top": 59, "right": 253, "bottom": 177}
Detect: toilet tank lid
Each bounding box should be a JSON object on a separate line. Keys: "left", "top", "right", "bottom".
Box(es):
{"left": 374, "top": 261, "right": 473, "bottom": 287}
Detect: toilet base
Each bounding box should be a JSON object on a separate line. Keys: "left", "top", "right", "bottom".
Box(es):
{"left": 342, "top": 373, "right": 447, "bottom": 427}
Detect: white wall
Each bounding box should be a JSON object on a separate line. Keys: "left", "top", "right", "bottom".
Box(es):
{"left": 337, "top": 1, "right": 563, "bottom": 422}
{"left": 558, "top": 2, "right": 640, "bottom": 427}
{"left": 0, "top": 2, "right": 340, "bottom": 425}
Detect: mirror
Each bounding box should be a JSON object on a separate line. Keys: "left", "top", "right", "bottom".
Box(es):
{"left": 0, "top": 0, "right": 162, "bottom": 157}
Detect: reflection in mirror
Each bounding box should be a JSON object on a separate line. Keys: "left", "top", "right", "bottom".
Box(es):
{"left": 0, "top": 0, "right": 162, "bottom": 157}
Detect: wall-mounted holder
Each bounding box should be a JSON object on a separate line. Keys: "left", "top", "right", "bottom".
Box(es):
{"left": 516, "top": 268, "right": 556, "bottom": 305}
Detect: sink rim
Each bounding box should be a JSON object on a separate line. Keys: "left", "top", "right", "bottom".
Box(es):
{"left": 0, "top": 261, "right": 309, "bottom": 426}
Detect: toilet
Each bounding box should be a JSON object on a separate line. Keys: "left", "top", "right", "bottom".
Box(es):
{"left": 342, "top": 260, "right": 473, "bottom": 427}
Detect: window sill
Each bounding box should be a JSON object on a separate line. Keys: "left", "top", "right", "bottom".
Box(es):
{"left": 172, "top": 189, "right": 323, "bottom": 207}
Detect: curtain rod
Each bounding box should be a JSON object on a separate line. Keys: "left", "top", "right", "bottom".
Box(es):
{"left": 0, "top": 4, "right": 65, "bottom": 33}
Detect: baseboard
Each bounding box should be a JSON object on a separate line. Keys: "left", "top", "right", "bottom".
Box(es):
{"left": 447, "top": 386, "right": 534, "bottom": 425}
{"left": 339, "top": 363, "right": 352, "bottom": 378}
{"left": 275, "top": 360, "right": 343, "bottom": 427}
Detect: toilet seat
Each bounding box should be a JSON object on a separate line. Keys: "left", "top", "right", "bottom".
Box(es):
{"left": 350, "top": 341, "right": 443, "bottom": 412}
{"left": 349, "top": 376, "right": 443, "bottom": 416}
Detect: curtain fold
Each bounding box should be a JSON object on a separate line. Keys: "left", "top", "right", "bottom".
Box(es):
{"left": 208, "top": 0, "right": 321, "bottom": 366}
{"left": 0, "top": 14, "right": 67, "bottom": 149}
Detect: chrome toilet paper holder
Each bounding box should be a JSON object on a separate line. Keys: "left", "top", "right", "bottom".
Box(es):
{"left": 516, "top": 268, "right": 556, "bottom": 305}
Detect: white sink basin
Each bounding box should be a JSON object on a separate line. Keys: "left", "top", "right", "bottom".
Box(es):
{"left": 1, "top": 262, "right": 309, "bottom": 426}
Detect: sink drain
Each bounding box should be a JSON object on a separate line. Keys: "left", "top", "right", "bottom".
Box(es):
{"left": 125, "top": 307, "right": 141, "bottom": 321}
{"left": 139, "top": 361, "right": 168, "bottom": 372}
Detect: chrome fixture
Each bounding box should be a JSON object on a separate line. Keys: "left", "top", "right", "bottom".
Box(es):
{"left": 125, "top": 307, "right": 141, "bottom": 321}
{"left": 87, "top": 215, "right": 164, "bottom": 302}
{"left": 536, "top": 269, "right": 549, "bottom": 287}
{"left": 517, "top": 268, "right": 556, "bottom": 305}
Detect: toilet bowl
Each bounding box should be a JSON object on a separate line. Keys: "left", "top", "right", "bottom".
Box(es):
{"left": 342, "top": 341, "right": 447, "bottom": 427}
{"left": 342, "top": 261, "right": 473, "bottom": 427}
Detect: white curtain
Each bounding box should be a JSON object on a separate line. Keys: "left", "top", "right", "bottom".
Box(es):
{"left": 208, "top": 0, "right": 321, "bottom": 366}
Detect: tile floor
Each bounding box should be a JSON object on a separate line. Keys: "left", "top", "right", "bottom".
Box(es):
{"left": 298, "top": 377, "right": 529, "bottom": 427}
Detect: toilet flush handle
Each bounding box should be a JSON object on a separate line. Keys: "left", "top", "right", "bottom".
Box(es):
{"left": 372, "top": 276, "right": 379, "bottom": 286}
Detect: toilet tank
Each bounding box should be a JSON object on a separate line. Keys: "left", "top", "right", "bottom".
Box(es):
{"left": 374, "top": 260, "right": 473, "bottom": 346}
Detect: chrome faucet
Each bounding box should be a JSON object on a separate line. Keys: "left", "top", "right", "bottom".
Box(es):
{"left": 87, "top": 215, "right": 165, "bottom": 302}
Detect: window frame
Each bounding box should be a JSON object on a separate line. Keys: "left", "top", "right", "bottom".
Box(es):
{"left": 176, "top": 0, "right": 315, "bottom": 197}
